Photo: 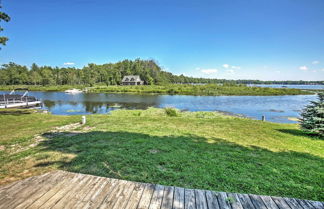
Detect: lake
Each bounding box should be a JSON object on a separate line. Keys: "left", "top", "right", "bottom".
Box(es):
{"left": 248, "top": 84, "right": 324, "bottom": 90}
{"left": 0, "top": 91, "right": 317, "bottom": 124}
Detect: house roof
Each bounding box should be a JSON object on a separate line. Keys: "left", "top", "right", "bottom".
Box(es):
{"left": 122, "top": 75, "right": 143, "bottom": 82}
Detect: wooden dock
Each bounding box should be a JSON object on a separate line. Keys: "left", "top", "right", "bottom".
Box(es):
{"left": 0, "top": 170, "right": 322, "bottom": 209}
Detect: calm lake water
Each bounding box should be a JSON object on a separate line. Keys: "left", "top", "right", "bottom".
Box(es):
{"left": 248, "top": 84, "right": 324, "bottom": 90}
{"left": 0, "top": 90, "right": 317, "bottom": 124}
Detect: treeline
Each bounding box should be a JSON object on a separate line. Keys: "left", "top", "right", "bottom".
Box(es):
{"left": 0, "top": 59, "right": 323, "bottom": 86}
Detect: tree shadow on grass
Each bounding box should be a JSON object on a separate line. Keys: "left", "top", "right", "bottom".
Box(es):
{"left": 0, "top": 109, "right": 33, "bottom": 115}
{"left": 36, "top": 131, "right": 324, "bottom": 201}
{"left": 276, "top": 129, "right": 323, "bottom": 140}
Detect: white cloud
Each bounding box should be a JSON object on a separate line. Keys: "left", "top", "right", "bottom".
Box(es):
{"left": 312, "top": 70, "right": 317, "bottom": 73}
{"left": 275, "top": 70, "right": 281, "bottom": 74}
{"left": 63, "top": 62, "right": 75, "bottom": 66}
{"left": 226, "top": 69, "right": 235, "bottom": 74}
{"left": 201, "top": 69, "right": 218, "bottom": 74}
{"left": 321, "top": 69, "right": 324, "bottom": 72}
{"left": 222, "top": 64, "right": 230, "bottom": 68}
{"left": 299, "top": 66, "right": 308, "bottom": 71}
{"left": 312, "top": 60, "right": 319, "bottom": 65}
{"left": 231, "top": 65, "right": 241, "bottom": 70}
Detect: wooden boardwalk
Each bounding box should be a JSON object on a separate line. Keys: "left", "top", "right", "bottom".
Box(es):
{"left": 0, "top": 170, "right": 323, "bottom": 209}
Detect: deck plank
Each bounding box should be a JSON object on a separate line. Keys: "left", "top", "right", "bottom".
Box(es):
{"left": 236, "top": 193, "right": 256, "bottom": 209}
{"left": 97, "top": 179, "right": 130, "bottom": 209}
{"left": 149, "top": 184, "right": 165, "bottom": 209}
{"left": 173, "top": 187, "right": 185, "bottom": 209}
{"left": 0, "top": 171, "right": 57, "bottom": 208}
{"left": 205, "top": 190, "right": 220, "bottom": 209}
{"left": 53, "top": 176, "right": 100, "bottom": 209}
{"left": 249, "top": 194, "right": 268, "bottom": 209}
{"left": 0, "top": 170, "right": 322, "bottom": 209}
{"left": 216, "top": 192, "right": 232, "bottom": 209}
{"left": 124, "top": 182, "right": 146, "bottom": 209}
{"left": 38, "top": 174, "right": 90, "bottom": 209}
{"left": 227, "top": 193, "right": 244, "bottom": 209}
{"left": 283, "top": 197, "right": 304, "bottom": 209}
{"left": 184, "top": 189, "right": 196, "bottom": 209}
{"left": 137, "top": 184, "right": 155, "bottom": 209}
{"left": 271, "top": 196, "right": 292, "bottom": 209}
{"left": 161, "top": 186, "right": 174, "bottom": 209}
{"left": 259, "top": 195, "right": 280, "bottom": 209}
{"left": 82, "top": 178, "right": 119, "bottom": 209}
{"left": 27, "top": 173, "right": 85, "bottom": 209}
{"left": 195, "top": 189, "right": 208, "bottom": 209}
{"left": 308, "top": 200, "right": 324, "bottom": 209}
{"left": 14, "top": 171, "right": 70, "bottom": 209}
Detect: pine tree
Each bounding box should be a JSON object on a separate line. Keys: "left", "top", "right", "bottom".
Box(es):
{"left": 300, "top": 93, "right": 324, "bottom": 136}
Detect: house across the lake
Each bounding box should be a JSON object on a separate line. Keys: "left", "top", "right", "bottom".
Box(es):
{"left": 121, "top": 75, "right": 144, "bottom": 85}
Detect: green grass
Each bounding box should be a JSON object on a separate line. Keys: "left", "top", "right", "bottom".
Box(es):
{"left": 0, "top": 108, "right": 323, "bottom": 201}
{"left": 0, "top": 84, "right": 313, "bottom": 96}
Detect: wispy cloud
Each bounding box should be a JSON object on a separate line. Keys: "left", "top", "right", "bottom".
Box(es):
{"left": 63, "top": 62, "right": 75, "bottom": 66}
{"left": 226, "top": 69, "right": 235, "bottom": 74}
{"left": 222, "top": 64, "right": 230, "bottom": 68}
{"left": 299, "top": 66, "right": 308, "bottom": 71}
{"left": 312, "top": 60, "right": 319, "bottom": 65}
{"left": 222, "top": 64, "right": 240, "bottom": 69}
{"left": 201, "top": 69, "right": 218, "bottom": 74}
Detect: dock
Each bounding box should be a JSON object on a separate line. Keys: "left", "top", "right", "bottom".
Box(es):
{"left": 0, "top": 90, "right": 41, "bottom": 109}
{"left": 0, "top": 170, "right": 323, "bottom": 209}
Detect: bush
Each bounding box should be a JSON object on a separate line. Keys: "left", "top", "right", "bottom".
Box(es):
{"left": 164, "top": 107, "right": 178, "bottom": 117}
{"left": 300, "top": 93, "right": 324, "bottom": 137}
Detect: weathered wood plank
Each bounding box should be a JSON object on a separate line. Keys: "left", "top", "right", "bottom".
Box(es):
{"left": 173, "top": 187, "right": 185, "bottom": 209}
{"left": 149, "top": 184, "right": 165, "bottom": 209}
{"left": 184, "top": 189, "right": 196, "bottom": 209}
{"left": 0, "top": 171, "right": 57, "bottom": 208}
{"left": 27, "top": 173, "right": 85, "bottom": 209}
{"left": 236, "top": 193, "right": 256, "bottom": 209}
{"left": 295, "top": 198, "right": 320, "bottom": 209}
{"left": 227, "top": 193, "right": 244, "bottom": 209}
{"left": 161, "top": 186, "right": 174, "bottom": 209}
{"left": 111, "top": 180, "right": 137, "bottom": 209}
{"left": 82, "top": 178, "right": 119, "bottom": 209}
{"left": 14, "top": 171, "right": 71, "bottom": 209}
{"left": 137, "top": 184, "right": 155, "bottom": 209}
{"left": 271, "top": 196, "right": 292, "bottom": 209}
{"left": 97, "top": 179, "right": 130, "bottom": 209}
{"left": 205, "top": 190, "right": 220, "bottom": 209}
{"left": 73, "top": 177, "right": 109, "bottom": 209}
{"left": 124, "top": 183, "right": 146, "bottom": 209}
{"left": 39, "top": 174, "right": 91, "bottom": 209}
{"left": 282, "top": 197, "right": 304, "bottom": 209}
{"left": 259, "top": 195, "right": 280, "bottom": 209}
{"left": 53, "top": 176, "right": 100, "bottom": 209}
{"left": 216, "top": 192, "right": 232, "bottom": 209}
{"left": 308, "top": 200, "right": 324, "bottom": 209}
{"left": 249, "top": 194, "right": 267, "bottom": 209}
{"left": 195, "top": 189, "right": 208, "bottom": 209}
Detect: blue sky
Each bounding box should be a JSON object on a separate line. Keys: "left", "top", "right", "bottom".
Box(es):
{"left": 1, "top": 0, "right": 324, "bottom": 81}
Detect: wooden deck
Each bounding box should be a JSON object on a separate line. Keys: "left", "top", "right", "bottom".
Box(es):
{"left": 0, "top": 170, "right": 322, "bottom": 209}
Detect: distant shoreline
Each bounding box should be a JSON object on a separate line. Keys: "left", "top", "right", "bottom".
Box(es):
{"left": 0, "top": 84, "right": 318, "bottom": 96}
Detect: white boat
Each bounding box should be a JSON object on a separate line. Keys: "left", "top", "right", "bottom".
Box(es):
{"left": 64, "top": 89, "right": 83, "bottom": 94}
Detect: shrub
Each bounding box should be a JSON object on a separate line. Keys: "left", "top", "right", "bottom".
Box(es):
{"left": 300, "top": 93, "right": 324, "bottom": 137}
{"left": 164, "top": 107, "right": 178, "bottom": 117}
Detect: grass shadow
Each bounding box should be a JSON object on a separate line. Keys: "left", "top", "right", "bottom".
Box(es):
{"left": 0, "top": 109, "right": 33, "bottom": 115}
{"left": 35, "top": 130, "right": 324, "bottom": 201}
{"left": 277, "top": 129, "right": 323, "bottom": 140}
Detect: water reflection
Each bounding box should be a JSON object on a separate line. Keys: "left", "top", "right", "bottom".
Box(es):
{"left": 0, "top": 91, "right": 317, "bottom": 123}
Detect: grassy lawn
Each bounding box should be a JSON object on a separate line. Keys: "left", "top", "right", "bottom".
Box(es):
{"left": 0, "top": 108, "right": 323, "bottom": 201}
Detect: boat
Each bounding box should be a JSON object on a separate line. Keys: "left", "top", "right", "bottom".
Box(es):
{"left": 0, "top": 88, "right": 42, "bottom": 108}
{"left": 64, "top": 89, "right": 83, "bottom": 94}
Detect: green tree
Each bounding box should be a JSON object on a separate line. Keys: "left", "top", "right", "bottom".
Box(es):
{"left": 300, "top": 93, "right": 324, "bottom": 136}
{"left": 0, "top": 4, "right": 10, "bottom": 47}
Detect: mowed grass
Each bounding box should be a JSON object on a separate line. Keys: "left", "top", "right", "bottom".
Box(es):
{"left": 0, "top": 108, "right": 323, "bottom": 201}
